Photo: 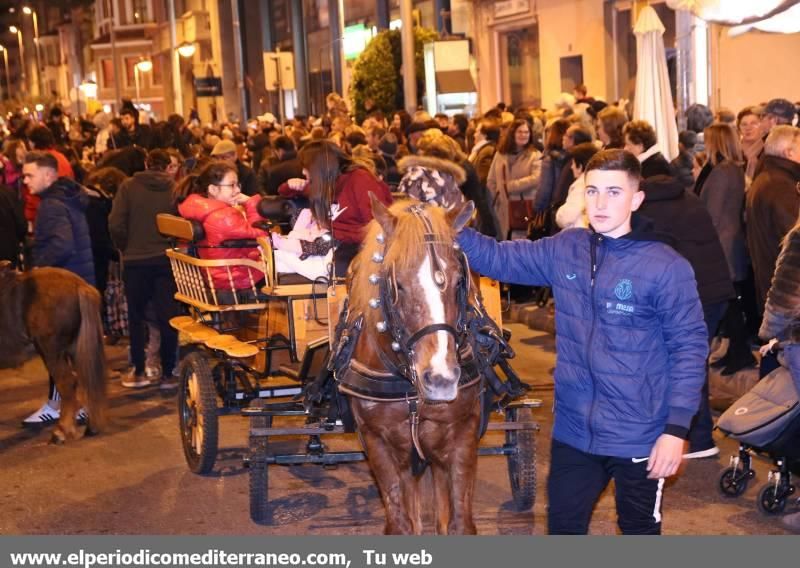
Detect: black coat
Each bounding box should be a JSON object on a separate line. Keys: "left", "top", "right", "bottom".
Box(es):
{"left": 638, "top": 175, "right": 734, "bottom": 306}
{"left": 258, "top": 155, "right": 303, "bottom": 196}
{"left": 237, "top": 161, "right": 258, "bottom": 197}
{"left": 641, "top": 151, "right": 673, "bottom": 179}
{"left": 760, "top": 225, "right": 800, "bottom": 343}
{"left": 746, "top": 156, "right": 800, "bottom": 310}
{"left": 0, "top": 185, "right": 26, "bottom": 266}
{"left": 459, "top": 160, "right": 498, "bottom": 239}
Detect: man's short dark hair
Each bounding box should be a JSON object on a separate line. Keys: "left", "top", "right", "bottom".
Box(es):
{"left": 345, "top": 131, "right": 368, "bottom": 148}
{"left": 273, "top": 135, "right": 296, "bottom": 154}
{"left": 686, "top": 104, "right": 713, "bottom": 133}
{"left": 120, "top": 107, "right": 137, "bottom": 119}
{"left": 623, "top": 120, "right": 657, "bottom": 150}
{"left": 451, "top": 114, "right": 468, "bottom": 135}
{"left": 480, "top": 119, "right": 502, "bottom": 144}
{"left": 29, "top": 126, "right": 56, "bottom": 150}
{"left": 585, "top": 149, "right": 641, "bottom": 181}
{"left": 567, "top": 124, "right": 594, "bottom": 146}
{"left": 569, "top": 142, "right": 600, "bottom": 171}
{"left": 146, "top": 149, "right": 172, "bottom": 171}
{"left": 24, "top": 151, "right": 58, "bottom": 171}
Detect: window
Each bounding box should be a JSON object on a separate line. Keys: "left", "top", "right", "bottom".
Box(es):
{"left": 125, "top": 56, "right": 137, "bottom": 87}
{"left": 150, "top": 54, "right": 163, "bottom": 86}
{"left": 132, "top": 0, "right": 150, "bottom": 23}
{"left": 101, "top": 58, "right": 115, "bottom": 88}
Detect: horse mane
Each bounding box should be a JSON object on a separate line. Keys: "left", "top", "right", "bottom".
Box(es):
{"left": 349, "top": 200, "right": 456, "bottom": 324}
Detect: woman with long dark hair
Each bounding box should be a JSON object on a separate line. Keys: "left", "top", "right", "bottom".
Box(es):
{"left": 486, "top": 119, "right": 542, "bottom": 240}
{"left": 278, "top": 140, "right": 392, "bottom": 273}
{"left": 533, "top": 118, "right": 571, "bottom": 213}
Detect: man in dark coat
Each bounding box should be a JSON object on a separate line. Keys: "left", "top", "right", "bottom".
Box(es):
{"left": 109, "top": 149, "right": 179, "bottom": 390}
{"left": 746, "top": 125, "right": 800, "bottom": 313}
{"left": 0, "top": 183, "right": 26, "bottom": 266}
{"left": 624, "top": 120, "right": 673, "bottom": 179}
{"left": 21, "top": 152, "right": 95, "bottom": 426}
{"left": 258, "top": 135, "right": 302, "bottom": 196}
{"left": 119, "top": 107, "right": 155, "bottom": 150}
{"left": 638, "top": 173, "right": 735, "bottom": 458}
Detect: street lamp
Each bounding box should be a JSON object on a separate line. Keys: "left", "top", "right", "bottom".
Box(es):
{"left": 22, "top": 6, "right": 41, "bottom": 97}
{"left": 177, "top": 42, "right": 196, "bottom": 58}
{"left": 9, "top": 25, "right": 25, "bottom": 93}
{"left": 0, "top": 45, "right": 9, "bottom": 100}
{"left": 134, "top": 58, "right": 152, "bottom": 104}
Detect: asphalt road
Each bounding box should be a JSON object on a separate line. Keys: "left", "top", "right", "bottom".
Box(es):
{"left": 0, "top": 324, "right": 796, "bottom": 535}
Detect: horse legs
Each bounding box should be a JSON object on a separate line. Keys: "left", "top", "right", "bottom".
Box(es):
{"left": 359, "top": 431, "right": 421, "bottom": 534}
{"left": 42, "top": 352, "right": 84, "bottom": 444}
{"left": 444, "top": 432, "right": 479, "bottom": 534}
{"left": 430, "top": 463, "right": 451, "bottom": 535}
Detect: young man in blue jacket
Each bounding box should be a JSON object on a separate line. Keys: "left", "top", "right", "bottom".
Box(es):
{"left": 458, "top": 149, "right": 708, "bottom": 534}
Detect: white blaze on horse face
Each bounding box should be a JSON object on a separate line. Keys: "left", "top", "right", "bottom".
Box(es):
{"left": 416, "top": 255, "right": 455, "bottom": 381}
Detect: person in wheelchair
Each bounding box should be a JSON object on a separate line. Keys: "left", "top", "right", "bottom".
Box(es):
{"left": 175, "top": 160, "right": 268, "bottom": 290}
{"left": 278, "top": 140, "right": 392, "bottom": 277}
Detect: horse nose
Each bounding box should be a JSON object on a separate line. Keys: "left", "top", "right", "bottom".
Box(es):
{"left": 422, "top": 366, "right": 461, "bottom": 393}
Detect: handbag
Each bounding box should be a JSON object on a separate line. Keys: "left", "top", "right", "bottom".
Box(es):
{"left": 104, "top": 259, "right": 129, "bottom": 337}
{"left": 502, "top": 163, "right": 533, "bottom": 232}
{"left": 526, "top": 209, "right": 551, "bottom": 242}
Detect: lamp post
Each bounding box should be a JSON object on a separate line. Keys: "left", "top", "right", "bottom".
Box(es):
{"left": 134, "top": 58, "right": 152, "bottom": 105}
{"left": 9, "top": 26, "right": 26, "bottom": 94}
{"left": 0, "top": 45, "right": 10, "bottom": 100}
{"left": 22, "top": 6, "right": 41, "bottom": 99}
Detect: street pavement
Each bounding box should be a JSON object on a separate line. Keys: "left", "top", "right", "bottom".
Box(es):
{"left": 0, "top": 324, "right": 796, "bottom": 535}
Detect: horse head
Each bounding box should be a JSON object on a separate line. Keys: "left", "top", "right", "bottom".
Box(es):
{"left": 354, "top": 195, "right": 474, "bottom": 402}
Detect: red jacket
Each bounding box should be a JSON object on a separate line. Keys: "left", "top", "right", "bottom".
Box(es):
{"left": 278, "top": 168, "right": 392, "bottom": 244}
{"left": 178, "top": 194, "right": 268, "bottom": 291}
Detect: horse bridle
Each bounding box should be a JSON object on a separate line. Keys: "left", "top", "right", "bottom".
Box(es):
{"left": 371, "top": 204, "right": 470, "bottom": 371}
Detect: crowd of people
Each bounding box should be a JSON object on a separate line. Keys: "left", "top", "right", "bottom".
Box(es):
{"left": 1, "top": 86, "right": 799, "bottom": 534}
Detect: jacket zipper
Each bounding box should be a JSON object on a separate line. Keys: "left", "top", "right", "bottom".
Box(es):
{"left": 586, "top": 234, "right": 604, "bottom": 452}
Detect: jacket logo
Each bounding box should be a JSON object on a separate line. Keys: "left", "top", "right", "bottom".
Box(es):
{"left": 614, "top": 279, "right": 633, "bottom": 301}
{"left": 566, "top": 273, "right": 577, "bottom": 280}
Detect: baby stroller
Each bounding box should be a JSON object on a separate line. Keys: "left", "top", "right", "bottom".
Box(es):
{"left": 716, "top": 352, "right": 800, "bottom": 515}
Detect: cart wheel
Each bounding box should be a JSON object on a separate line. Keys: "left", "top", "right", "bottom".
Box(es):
{"left": 757, "top": 484, "right": 787, "bottom": 515}
{"left": 505, "top": 406, "right": 537, "bottom": 511}
{"left": 719, "top": 467, "right": 750, "bottom": 497}
{"left": 249, "top": 414, "right": 272, "bottom": 524}
{"left": 178, "top": 351, "right": 219, "bottom": 474}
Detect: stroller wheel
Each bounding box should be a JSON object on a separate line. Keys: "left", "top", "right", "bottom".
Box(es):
{"left": 719, "top": 466, "right": 750, "bottom": 497}
{"left": 757, "top": 484, "right": 787, "bottom": 515}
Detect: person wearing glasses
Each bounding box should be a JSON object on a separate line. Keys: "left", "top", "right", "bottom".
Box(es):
{"left": 176, "top": 160, "right": 268, "bottom": 292}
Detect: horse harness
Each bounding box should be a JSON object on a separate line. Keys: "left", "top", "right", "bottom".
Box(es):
{"left": 329, "top": 204, "right": 524, "bottom": 466}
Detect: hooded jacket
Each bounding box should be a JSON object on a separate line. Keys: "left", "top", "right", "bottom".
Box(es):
{"left": 638, "top": 175, "right": 735, "bottom": 306}
{"left": 397, "top": 154, "right": 466, "bottom": 209}
{"left": 457, "top": 220, "right": 708, "bottom": 458}
{"left": 745, "top": 155, "right": 800, "bottom": 311}
{"left": 178, "top": 193, "right": 267, "bottom": 290}
{"left": 109, "top": 170, "right": 177, "bottom": 262}
{"left": 32, "top": 177, "right": 96, "bottom": 286}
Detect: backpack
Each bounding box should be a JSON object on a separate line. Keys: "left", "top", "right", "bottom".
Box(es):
{"left": 716, "top": 364, "right": 800, "bottom": 448}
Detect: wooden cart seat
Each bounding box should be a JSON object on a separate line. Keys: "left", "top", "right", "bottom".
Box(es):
{"left": 174, "top": 321, "right": 221, "bottom": 343}
{"left": 204, "top": 334, "right": 259, "bottom": 358}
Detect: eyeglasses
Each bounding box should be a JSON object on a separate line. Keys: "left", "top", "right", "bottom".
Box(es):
{"left": 216, "top": 182, "right": 241, "bottom": 189}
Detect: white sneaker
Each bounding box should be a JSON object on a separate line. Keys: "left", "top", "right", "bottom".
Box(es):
{"left": 76, "top": 408, "right": 88, "bottom": 423}
{"left": 22, "top": 402, "right": 60, "bottom": 426}
{"left": 121, "top": 373, "right": 153, "bottom": 389}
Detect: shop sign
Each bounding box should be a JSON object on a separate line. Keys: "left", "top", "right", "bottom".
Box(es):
{"left": 494, "top": 0, "right": 530, "bottom": 19}
{"left": 194, "top": 77, "right": 223, "bottom": 97}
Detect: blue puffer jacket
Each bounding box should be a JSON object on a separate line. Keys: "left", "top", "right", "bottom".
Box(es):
{"left": 32, "top": 178, "right": 96, "bottom": 286}
{"left": 458, "top": 220, "right": 708, "bottom": 458}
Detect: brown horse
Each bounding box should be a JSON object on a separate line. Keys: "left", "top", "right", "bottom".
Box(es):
{"left": 0, "top": 262, "right": 107, "bottom": 443}
{"left": 335, "top": 196, "right": 480, "bottom": 534}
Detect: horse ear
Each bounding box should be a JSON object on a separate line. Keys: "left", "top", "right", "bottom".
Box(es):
{"left": 370, "top": 192, "right": 397, "bottom": 236}
{"left": 448, "top": 200, "right": 475, "bottom": 233}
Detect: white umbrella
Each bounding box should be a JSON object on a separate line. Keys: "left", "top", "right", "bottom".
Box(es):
{"left": 633, "top": 5, "right": 680, "bottom": 161}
